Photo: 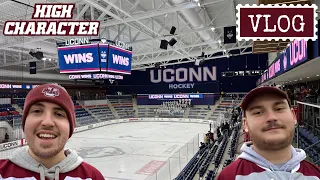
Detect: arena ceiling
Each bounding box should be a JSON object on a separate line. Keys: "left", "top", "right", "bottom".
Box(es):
{"left": 0, "top": 0, "right": 318, "bottom": 83}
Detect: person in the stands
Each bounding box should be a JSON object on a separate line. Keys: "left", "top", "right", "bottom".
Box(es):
{"left": 0, "top": 83, "right": 104, "bottom": 180}
{"left": 217, "top": 86, "right": 320, "bottom": 179}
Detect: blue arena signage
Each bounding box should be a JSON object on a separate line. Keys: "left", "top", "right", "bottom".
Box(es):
{"left": 58, "top": 44, "right": 100, "bottom": 73}
{"left": 257, "top": 39, "right": 309, "bottom": 85}
{"left": 150, "top": 66, "right": 217, "bottom": 83}
{"left": 58, "top": 42, "right": 132, "bottom": 75}
{"left": 106, "top": 45, "right": 132, "bottom": 74}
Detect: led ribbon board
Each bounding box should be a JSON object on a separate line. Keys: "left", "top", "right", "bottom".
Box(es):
{"left": 257, "top": 39, "right": 308, "bottom": 85}
{"left": 148, "top": 94, "right": 204, "bottom": 99}
{"left": 58, "top": 44, "right": 100, "bottom": 73}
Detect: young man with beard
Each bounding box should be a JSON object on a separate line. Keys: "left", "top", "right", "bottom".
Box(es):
{"left": 0, "top": 84, "right": 104, "bottom": 180}
{"left": 217, "top": 86, "right": 320, "bottom": 180}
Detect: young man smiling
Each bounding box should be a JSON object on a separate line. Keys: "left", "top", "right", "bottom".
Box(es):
{"left": 0, "top": 84, "right": 104, "bottom": 180}
{"left": 217, "top": 86, "right": 320, "bottom": 180}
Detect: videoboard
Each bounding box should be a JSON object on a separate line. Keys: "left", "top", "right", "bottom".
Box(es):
{"left": 57, "top": 38, "right": 132, "bottom": 75}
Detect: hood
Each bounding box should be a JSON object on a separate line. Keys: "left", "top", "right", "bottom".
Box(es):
{"left": 238, "top": 142, "right": 306, "bottom": 172}
{"left": 9, "top": 146, "right": 83, "bottom": 180}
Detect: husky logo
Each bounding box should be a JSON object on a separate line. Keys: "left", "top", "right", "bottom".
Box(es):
{"left": 227, "top": 30, "right": 233, "bottom": 39}
{"left": 42, "top": 87, "right": 59, "bottom": 97}
{"left": 101, "top": 51, "right": 107, "bottom": 59}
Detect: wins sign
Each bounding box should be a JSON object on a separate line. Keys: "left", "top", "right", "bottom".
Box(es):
{"left": 106, "top": 45, "right": 132, "bottom": 75}
{"left": 58, "top": 43, "right": 132, "bottom": 74}
{"left": 58, "top": 44, "right": 100, "bottom": 73}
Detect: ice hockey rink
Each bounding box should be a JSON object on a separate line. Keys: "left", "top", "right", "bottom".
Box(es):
{"left": 2, "top": 121, "right": 209, "bottom": 180}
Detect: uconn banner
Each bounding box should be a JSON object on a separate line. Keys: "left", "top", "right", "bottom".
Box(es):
{"left": 257, "top": 39, "right": 309, "bottom": 85}
{"left": 58, "top": 44, "right": 100, "bottom": 73}
{"left": 150, "top": 66, "right": 217, "bottom": 89}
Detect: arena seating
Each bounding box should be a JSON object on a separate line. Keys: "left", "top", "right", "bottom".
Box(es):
{"left": 296, "top": 127, "right": 320, "bottom": 165}
{"left": 198, "top": 144, "right": 218, "bottom": 177}
{"left": 73, "top": 101, "right": 97, "bottom": 126}
{"left": 221, "top": 123, "right": 241, "bottom": 169}
{"left": 188, "top": 107, "right": 210, "bottom": 119}
{"left": 137, "top": 106, "right": 157, "bottom": 117}
{"left": 174, "top": 147, "right": 209, "bottom": 180}
{"left": 13, "top": 99, "right": 25, "bottom": 110}
{"left": 87, "top": 105, "right": 116, "bottom": 121}
{"left": 107, "top": 95, "right": 135, "bottom": 118}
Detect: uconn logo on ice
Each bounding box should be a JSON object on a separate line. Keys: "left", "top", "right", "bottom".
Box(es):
{"left": 150, "top": 67, "right": 217, "bottom": 89}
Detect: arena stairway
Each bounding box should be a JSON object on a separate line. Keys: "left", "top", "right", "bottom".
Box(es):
{"left": 76, "top": 101, "right": 99, "bottom": 120}
{"left": 183, "top": 108, "right": 190, "bottom": 118}
{"left": 106, "top": 98, "right": 120, "bottom": 119}
{"left": 132, "top": 98, "right": 138, "bottom": 117}
{"left": 12, "top": 104, "right": 23, "bottom": 114}
{"left": 205, "top": 104, "right": 218, "bottom": 120}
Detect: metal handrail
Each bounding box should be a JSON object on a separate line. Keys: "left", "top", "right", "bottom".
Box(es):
{"left": 304, "top": 140, "right": 320, "bottom": 151}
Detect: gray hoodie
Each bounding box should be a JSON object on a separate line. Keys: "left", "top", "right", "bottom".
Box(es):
{"left": 9, "top": 146, "right": 83, "bottom": 180}
{"left": 238, "top": 142, "right": 312, "bottom": 180}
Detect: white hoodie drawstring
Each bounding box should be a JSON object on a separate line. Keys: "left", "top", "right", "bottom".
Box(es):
{"left": 39, "top": 165, "right": 45, "bottom": 180}
{"left": 55, "top": 166, "right": 61, "bottom": 180}
{"left": 38, "top": 164, "right": 61, "bottom": 180}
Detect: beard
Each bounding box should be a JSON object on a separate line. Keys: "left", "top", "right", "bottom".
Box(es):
{"left": 249, "top": 125, "right": 294, "bottom": 151}
{"left": 28, "top": 136, "right": 68, "bottom": 159}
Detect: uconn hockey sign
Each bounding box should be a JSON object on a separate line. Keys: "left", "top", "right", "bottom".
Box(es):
{"left": 150, "top": 66, "right": 217, "bottom": 89}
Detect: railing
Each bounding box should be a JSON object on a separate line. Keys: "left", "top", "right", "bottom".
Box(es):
{"left": 144, "top": 134, "right": 202, "bottom": 180}
{"left": 295, "top": 101, "right": 320, "bottom": 164}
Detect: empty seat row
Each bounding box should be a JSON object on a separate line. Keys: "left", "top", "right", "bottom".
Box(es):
{"left": 296, "top": 127, "right": 320, "bottom": 164}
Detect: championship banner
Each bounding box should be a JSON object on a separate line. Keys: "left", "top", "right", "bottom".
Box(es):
{"left": 224, "top": 26, "right": 236, "bottom": 44}
{"left": 58, "top": 44, "right": 100, "bottom": 73}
